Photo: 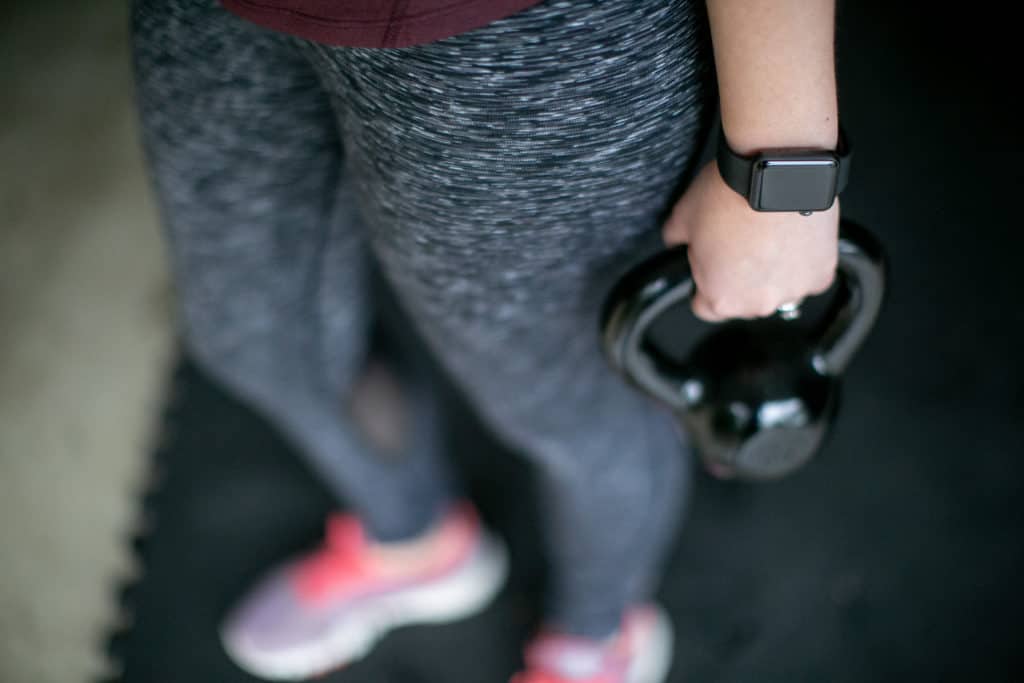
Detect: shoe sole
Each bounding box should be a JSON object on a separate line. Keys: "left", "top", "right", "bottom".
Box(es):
{"left": 221, "top": 531, "right": 509, "bottom": 680}
{"left": 627, "top": 605, "right": 674, "bottom": 683}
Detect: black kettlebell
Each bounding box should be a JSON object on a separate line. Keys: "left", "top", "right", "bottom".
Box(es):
{"left": 601, "top": 220, "right": 886, "bottom": 480}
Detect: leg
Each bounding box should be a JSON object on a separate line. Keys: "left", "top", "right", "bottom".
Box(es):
{"left": 302, "top": 0, "right": 713, "bottom": 637}
{"left": 131, "top": 0, "right": 452, "bottom": 541}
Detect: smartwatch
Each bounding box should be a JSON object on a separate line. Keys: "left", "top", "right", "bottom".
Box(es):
{"left": 717, "top": 127, "right": 851, "bottom": 213}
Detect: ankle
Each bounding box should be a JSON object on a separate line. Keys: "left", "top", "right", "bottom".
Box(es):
{"left": 367, "top": 522, "right": 444, "bottom": 575}
{"left": 365, "top": 506, "right": 472, "bottom": 577}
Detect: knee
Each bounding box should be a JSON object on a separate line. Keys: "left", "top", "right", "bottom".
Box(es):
{"left": 482, "top": 378, "right": 682, "bottom": 480}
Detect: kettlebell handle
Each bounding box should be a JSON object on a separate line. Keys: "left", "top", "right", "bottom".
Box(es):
{"left": 601, "top": 219, "right": 886, "bottom": 407}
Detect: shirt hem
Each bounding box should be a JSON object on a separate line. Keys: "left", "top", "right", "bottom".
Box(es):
{"left": 220, "top": 0, "right": 544, "bottom": 48}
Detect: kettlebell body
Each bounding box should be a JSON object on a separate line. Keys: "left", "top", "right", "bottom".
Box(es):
{"left": 601, "top": 220, "right": 886, "bottom": 480}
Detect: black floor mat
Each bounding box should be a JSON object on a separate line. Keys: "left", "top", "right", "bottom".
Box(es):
{"left": 105, "top": 3, "right": 1024, "bottom": 682}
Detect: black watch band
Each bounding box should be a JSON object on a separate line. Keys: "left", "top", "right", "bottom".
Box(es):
{"left": 717, "top": 127, "right": 851, "bottom": 213}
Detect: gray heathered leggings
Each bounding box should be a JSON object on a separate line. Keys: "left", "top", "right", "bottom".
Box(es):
{"left": 132, "top": 0, "right": 712, "bottom": 638}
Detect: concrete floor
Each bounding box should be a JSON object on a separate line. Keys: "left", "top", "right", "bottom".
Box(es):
{"left": 0, "top": 2, "right": 174, "bottom": 681}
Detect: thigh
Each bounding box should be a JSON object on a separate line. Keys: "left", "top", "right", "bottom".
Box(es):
{"left": 302, "top": 0, "right": 713, "bottom": 455}
{"left": 132, "top": 0, "right": 368, "bottom": 394}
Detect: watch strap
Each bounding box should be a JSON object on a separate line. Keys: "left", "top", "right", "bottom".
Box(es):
{"left": 717, "top": 127, "right": 851, "bottom": 199}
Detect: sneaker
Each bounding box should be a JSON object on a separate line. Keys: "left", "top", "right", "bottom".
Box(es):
{"left": 510, "top": 605, "right": 673, "bottom": 683}
{"left": 221, "top": 502, "right": 507, "bottom": 680}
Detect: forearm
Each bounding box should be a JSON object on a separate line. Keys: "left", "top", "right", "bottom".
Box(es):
{"left": 706, "top": 0, "right": 838, "bottom": 154}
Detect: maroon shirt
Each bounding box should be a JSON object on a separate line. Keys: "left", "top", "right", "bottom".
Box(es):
{"left": 220, "top": 0, "right": 545, "bottom": 48}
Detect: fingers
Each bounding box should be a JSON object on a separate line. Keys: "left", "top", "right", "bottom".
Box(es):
{"left": 662, "top": 199, "right": 692, "bottom": 246}
{"left": 807, "top": 261, "right": 838, "bottom": 296}
{"left": 691, "top": 293, "right": 779, "bottom": 322}
{"left": 691, "top": 294, "right": 726, "bottom": 322}
{"left": 689, "top": 249, "right": 839, "bottom": 323}
{"left": 691, "top": 287, "right": 827, "bottom": 323}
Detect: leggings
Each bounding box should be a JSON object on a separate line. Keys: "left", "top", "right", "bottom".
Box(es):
{"left": 132, "top": 0, "right": 712, "bottom": 638}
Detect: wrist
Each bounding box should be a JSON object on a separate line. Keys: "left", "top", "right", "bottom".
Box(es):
{"left": 715, "top": 124, "right": 850, "bottom": 213}
{"left": 722, "top": 116, "right": 839, "bottom": 156}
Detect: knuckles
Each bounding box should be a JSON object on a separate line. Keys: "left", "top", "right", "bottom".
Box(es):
{"left": 693, "top": 254, "right": 840, "bottom": 321}
{"left": 700, "top": 295, "right": 777, "bottom": 320}
{"left": 812, "top": 267, "right": 838, "bottom": 295}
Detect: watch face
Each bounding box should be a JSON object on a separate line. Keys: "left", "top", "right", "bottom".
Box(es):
{"left": 750, "top": 155, "right": 839, "bottom": 212}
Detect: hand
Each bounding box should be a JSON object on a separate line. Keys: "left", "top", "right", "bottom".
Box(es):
{"left": 662, "top": 160, "right": 839, "bottom": 322}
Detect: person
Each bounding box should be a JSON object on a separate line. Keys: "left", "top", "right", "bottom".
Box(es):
{"left": 130, "top": 0, "right": 842, "bottom": 680}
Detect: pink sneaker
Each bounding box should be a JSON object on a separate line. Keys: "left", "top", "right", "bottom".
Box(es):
{"left": 220, "top": 503, "right": 508, "bottom": 680}
{"left": 510, "top": 605, "right": 674, "bottom": 683}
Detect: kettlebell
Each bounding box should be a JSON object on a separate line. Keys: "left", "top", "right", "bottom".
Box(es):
{"left": 601, "top": 220, "right": 886, "bottom": 480}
